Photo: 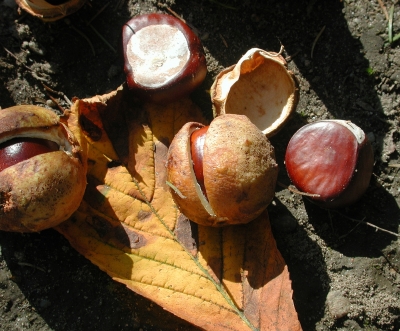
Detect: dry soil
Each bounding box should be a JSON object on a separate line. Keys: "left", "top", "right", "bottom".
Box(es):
{"left": 0, "top": 0, "right": 399, "bottom": 330}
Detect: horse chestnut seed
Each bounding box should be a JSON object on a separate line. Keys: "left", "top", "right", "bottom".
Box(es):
{"left": 190, "top": 125, "right": 208, "bottom": 196}
{"left": 285, "top": 120, "right": 374, "bottom": 208}
{"left": 167, "top": 114, "right": 279, "bottom": 227}
{"left": 0, "top": 105, "right": 87, "bottom": 232}
{"left": 122, "top": 13, "right": 207, "bottom": 104}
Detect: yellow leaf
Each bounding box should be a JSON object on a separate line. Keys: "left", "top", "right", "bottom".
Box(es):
{"left": 56, "top": 84, "right": 302, "bottom": 331}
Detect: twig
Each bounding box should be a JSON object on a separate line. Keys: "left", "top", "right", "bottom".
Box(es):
{"left": 279, "top": 180, "right": 398, "bottom": 237}
{"left": 381, "top": 252, "right": 400, "bottom": 274}
{"left": 3, "top": 46, "right": 48, "bottom": 81}
{"left": 333, "top": 210, "right": 400, "bottom": 238}
{"left": 42, "top": 83, "right": 72, "bottom": 106}
{"left": 285, "top": 50, "right": 300, "bottom": 62}
{"left": 88, "top": 24, "right": 116, "bottom": 53}
{"left": 209, "top": 0, "right": 238, "bottom": 10}
{"left": 339, "top": 221, "right": 362, "bottom": 239}
{"left": 86, "top": 1, "right": 110, "bottom": 25}
{"left": 166, "top": 7, "right": 186, "bottom": 23}
{"left": 45, "top": 91, "right": 66, "bottom": 113}
{"left": 219, "top": 34, "right": 228, "bottom": 48}
{"left": 311, "top": 25, "right": 325, "bottom": 59}
{"left": 18, "top": 262, "right": 47, "bottom": 273}
{"left": 67, "top": 22, "right": 96, "bottom": 56}
{"left": 166, "top": 7, "right": 200, "bottom": 36}
{"left": 388, "top": 163, "right": 400, "bottom": 168}
{"left": 115, "top": 0, "right": 125, "bottom": 10}
{"left": 378, "top": 0, "right": 389, "bottom": 21}
{"left": 277, "top": 181, "right": 321, "bottom": 198}
{"left": 3, "top": 46, "right": 33, "bottom": 72}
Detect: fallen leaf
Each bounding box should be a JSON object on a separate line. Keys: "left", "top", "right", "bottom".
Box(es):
{"left": 56, "top": 84, "right": 302, "bottom": 331}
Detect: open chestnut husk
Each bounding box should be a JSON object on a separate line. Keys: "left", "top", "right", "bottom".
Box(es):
{"left": 167, "top": 114, "right": 278, "bottom": 226}
{"left": 211, "top": 48, "right": 299, "bottom": 137}
{"left": 122, "top": 13, "right": 207, "bottom": 104}
{"left": 285, "top": 120, "right": 374, "bottom": 208}
{"left": 15, "top": 0, "right": 87, "bottom": 22}
{"left": 0, "top": 105, "right": 87, "bottom": 232}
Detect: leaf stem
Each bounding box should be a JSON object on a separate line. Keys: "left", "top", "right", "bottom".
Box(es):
{"left": 131, "top": 176, "right": 258, "bottom": 331}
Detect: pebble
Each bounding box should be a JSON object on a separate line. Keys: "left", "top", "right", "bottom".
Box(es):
{"left": 107, "top": 65, "right": 120, "bottom": 78}
{"left": 39, "top": 299, "right": 51, "bottom": 309}
{"left": 367, "top": 132, "right": 375, "bottom": 143}
{"left": 326, "top": 290, "right": 350, "bottom": 319}
{"left": 28, "top": 41, "right": 45, "bottom": 56}
{"left": 46, "top": 99, "right": 56, "bottom": 108}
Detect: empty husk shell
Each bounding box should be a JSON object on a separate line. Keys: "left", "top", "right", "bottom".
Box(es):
{"left": 15, "top": 0, "right": 86, "bottom": 22}
{"left": 210, "top": 48, "right": 299, "bottom": 137}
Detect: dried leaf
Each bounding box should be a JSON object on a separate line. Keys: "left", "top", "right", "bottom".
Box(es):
{"left": 56, "top": 84, "right": 302, "bottom": 331}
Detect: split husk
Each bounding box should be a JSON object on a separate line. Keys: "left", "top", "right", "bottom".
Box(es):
{"left": 15, "top": 0, "right": 86, "bottom": 22}
{"left": 211, "top": 48, "right": 299, "bottom": 137}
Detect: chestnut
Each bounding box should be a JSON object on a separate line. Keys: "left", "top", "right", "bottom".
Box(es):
{"left": 285, "top": 120, "right": 374, "bottom": 208}
{"left": 167, "top": 114, "right": 279, "bottom": 226}
{"left": 0, "top": 105, "right": 87, "bottom": 232}
{"left": 122, "top": 13, "right": 207, "bottom": 104}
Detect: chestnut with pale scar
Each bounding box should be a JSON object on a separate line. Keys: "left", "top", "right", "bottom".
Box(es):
{"left": 285, "top": 120, "right": 374, "bottom": 208}
{"left": 122, "top": 13, "right": 207, "bottom": 104}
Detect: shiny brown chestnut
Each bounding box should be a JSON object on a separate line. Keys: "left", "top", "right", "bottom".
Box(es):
{"left": 285, "top": 120, "right": 374, "bottom": 208}
{"left": 167, "top": 114, "right": 279, "bottom": 227}
{"left": 190, "top": 125, "right": 208, "bottom": 196}
{"left": 0, "top": 138, "right": 59, "bottom": 173}
{"left": 0, "top": 105, "right": 87, "bottom": 232}
{"left": 122, "top": 13, "right": 207, "bottom": 104}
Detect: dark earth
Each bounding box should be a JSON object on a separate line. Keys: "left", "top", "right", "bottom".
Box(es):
{"left": 1, "top": 0, "right": 400, "bottom": 330}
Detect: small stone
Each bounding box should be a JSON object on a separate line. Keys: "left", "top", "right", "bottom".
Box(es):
{"left": 107, "top": 65, "right": 120, "bottom": 78}
{"left": 367, "top": 132, "right": 375, "bottom": 143}
{"left": 28, "top": 41, "right": 45, "bottom": 56}
{"left": 46, "top": 99, "right": 56, "bottom": 107}
{"left": 326, "top": 290, "right": 350, "bottom": 319}
{"left": 343, "top": 319, "right": 362, "bottom": 330}
{"left": 39, "top": 299, "right": 51, "bottom": 309}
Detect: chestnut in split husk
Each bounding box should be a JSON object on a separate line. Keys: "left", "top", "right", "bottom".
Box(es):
{"left": 285, "top": 120, "right": 374, "bottom": 208}
{"left": 0, "top": 105, "right": 87, "bottom": 232}
{"left": 122, "top": 13, "right": 207, "bottom": 104}
{"left": 167, "top": 114, "right": 278, "bottom": 227}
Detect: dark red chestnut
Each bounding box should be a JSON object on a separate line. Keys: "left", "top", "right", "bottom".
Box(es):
{"left": 122, "top": 13, "right": 207, "bottom": 104}
{"left": 190, "top": 125, "right": 208, "bottom": 196}
{"left": 0, "top": 138, "right": 59, "bottom": 173}
{"left": 285, "top": 120, "right": 374, "bottom": 208}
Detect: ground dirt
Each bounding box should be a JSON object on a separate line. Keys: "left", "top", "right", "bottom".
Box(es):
{"left": 0, "top": 0, "right": 400, "bottom": 330}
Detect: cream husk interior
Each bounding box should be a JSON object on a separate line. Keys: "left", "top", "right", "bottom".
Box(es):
{"left": 211, "top": 48, "right": 298, "bottom": 137}
{"left": 0, "top": 126, "right": 73, "bottom": 157}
